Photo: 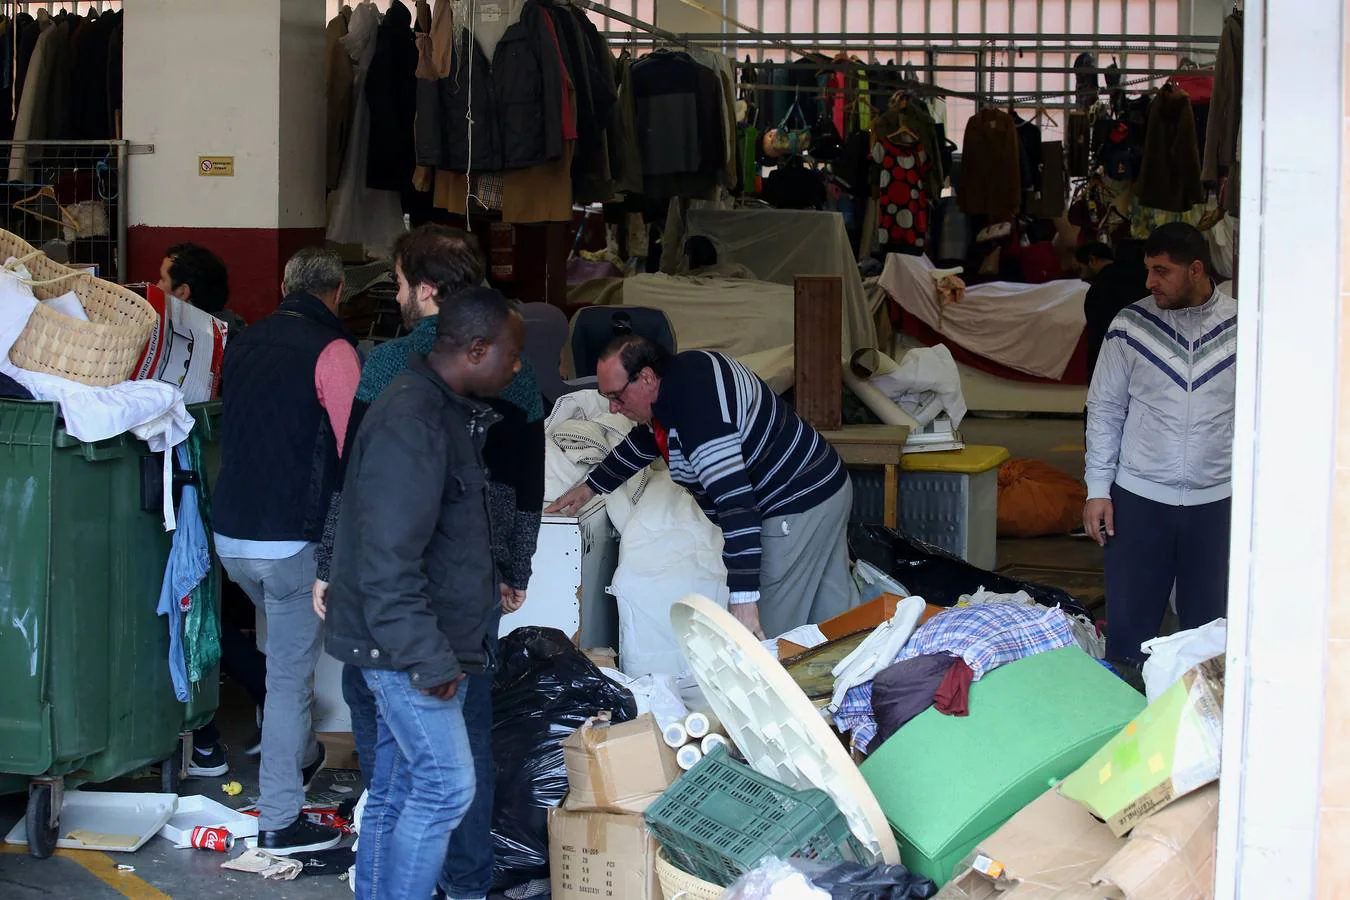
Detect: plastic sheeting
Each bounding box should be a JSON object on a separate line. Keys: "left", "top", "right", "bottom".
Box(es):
{"left": 683, "top": 207, "right": 879, "bottom": 355}
{"left": 726, "top": 857, "right": 938, "bottom": 900}
{"left": 490, "top": 627, "right": 637, "bottom": 891}
{"left": 879, "top": 253, "right": 1087, "bottom": 380}
{"left": 849, "top": 524, "right": 1094, "bottom": 622}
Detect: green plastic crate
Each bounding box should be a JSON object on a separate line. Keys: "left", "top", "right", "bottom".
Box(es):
{"left": 643, "top": 745, "right": 867, "bottom": 887}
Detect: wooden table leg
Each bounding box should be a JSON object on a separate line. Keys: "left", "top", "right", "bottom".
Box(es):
{"left": 883, "top": 464, "right": 899, "bottom": 529}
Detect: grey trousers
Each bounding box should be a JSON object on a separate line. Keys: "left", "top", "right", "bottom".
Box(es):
{"left": 757, "top": 477, "right": 860, "bottom": 638}
{"left": 221, "top": 546, "right": 323, "bottom": 831}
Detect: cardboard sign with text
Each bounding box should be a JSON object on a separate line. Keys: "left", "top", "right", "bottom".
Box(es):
{"left": 548, "top": 805, "right": 661, "bottom": 900}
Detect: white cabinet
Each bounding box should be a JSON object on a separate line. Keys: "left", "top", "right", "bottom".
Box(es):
{"left": 502, "top": 497, "right": 620, "bottom": 650}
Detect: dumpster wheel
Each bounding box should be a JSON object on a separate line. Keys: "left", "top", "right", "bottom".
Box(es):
{"left": 26, "top": 783, "right": 58, "bottom": 859}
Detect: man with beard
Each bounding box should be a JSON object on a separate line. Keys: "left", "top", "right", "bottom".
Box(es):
{"left": 1083, "top": 223, "right": 1236, "bottom": 664}
{"left": 313, "top": 225, "right": 545, "bottom": 900}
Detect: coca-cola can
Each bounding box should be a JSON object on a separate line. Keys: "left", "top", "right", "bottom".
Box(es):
{"left": 189, "top": 825, "right": 235, "bottom": 852}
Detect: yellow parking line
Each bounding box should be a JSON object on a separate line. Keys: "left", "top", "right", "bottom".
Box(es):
{"left": 1050, "top": 443, "right": 1086, "bottom": 453}
{"left": 0, "top": 844, "right": 171, "bottom": 899}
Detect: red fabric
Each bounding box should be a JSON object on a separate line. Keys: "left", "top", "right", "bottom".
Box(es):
{"left": 1014, "top": 241, "right": 1064, "bottom": 284}
{"left": 653, "top": 419, "right": 670, "bottom": 462}
{"left": 540, "top": 13, "right": 577, "bottom": 140}
{"left": 1170, "top": 74, "right": 1213, "bottom": 105}
{"left": 934, "top": 658, "right": 974, "bottom": 716}
{"left": 891, "top": 304, "right": 1092, "bottom": 386}
{"left": 875, "top": 135, "right": 931, "bottom": 252}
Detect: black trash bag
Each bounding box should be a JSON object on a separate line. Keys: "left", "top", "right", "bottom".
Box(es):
{"left": 814, "top": 861, "right": 938, "bottom": 899}
{"left": 849, "top": 524, "right": 1093, "bottom": 621}
{"left": 490, "top": 627, "right": 638, "bottom": 891}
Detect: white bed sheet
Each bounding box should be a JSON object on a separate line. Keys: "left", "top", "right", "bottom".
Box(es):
{"left": 878, "top": 253, "right": 1088, "bottom": 381}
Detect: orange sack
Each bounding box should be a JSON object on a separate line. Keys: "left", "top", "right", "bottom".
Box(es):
{"left": 997, "top": 458, "right": 1088, "bottom": 538}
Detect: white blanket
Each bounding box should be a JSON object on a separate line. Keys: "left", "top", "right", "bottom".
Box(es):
{"left": 879, "top": 252, "right": 1088, "bottom": 380}
{"left": 541, "top": 390, "right": 728, "bottom": 677}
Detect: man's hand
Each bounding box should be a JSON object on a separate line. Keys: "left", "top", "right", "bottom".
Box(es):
{"left": 545, "top": 482, "right": 596, "bottom": 516}
{"left": 729, "top": 602, "right": 767, "bottom": 640}
{"left": 422, "top": 673, "right": 467, "bottom": 700}
{"left": 1083, "top": 498, "right": 1115, "bottom": 547}
{"left": 312, "top": 580, "right": 329, "bottom": 620}
{"left": 500, "top": 584, "right": 527, "bottom": 614}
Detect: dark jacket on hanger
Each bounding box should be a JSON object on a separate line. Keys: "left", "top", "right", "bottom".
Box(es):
{"left": 565, "top": 2, "right": 618, "bottom": 202}
{"left": 1136, "top": 87, "right": 1205, "bottom": 213}
{"left": 365, "top": 0, "right": 418, "bottom": 192}
{"left": 418, "top": 0, "right": 564, "bottom": 172}
{"left": 872, "top": 97, "right": 944, "bottom": 200}
{"left": 608, "top": 51, "right": 643, "bottom": 195}
{"left": 71, "top": 10, "right": 117, "bottom": 140}
{"left": 1203, "top": 11, "right": 1243, "bottom": 216}
{"left": 958, "top": 108, "right": 1021, "bottom": 218}
{"left": 630, "top": 50, "right": 724, "bottom": 199}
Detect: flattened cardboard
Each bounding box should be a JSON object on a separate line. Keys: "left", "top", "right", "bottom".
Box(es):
{"left": 941, "top": 787, "right": 1126, "bottom": 899}
{"left": 548, "top": 805, "right": 662, "bottom": 900}
{"left": 1060, "top": 659, "right": 1223, "bottom": 836}
{"left": 1093, "top": 784, "right": 1218, "bottom": 900}
{"left": 562, "top": 713, "right": 681, "bottom": 814}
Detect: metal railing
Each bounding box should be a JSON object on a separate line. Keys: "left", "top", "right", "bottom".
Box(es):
{"left": 0, "top": 139, "right": 128, "bottom": 282}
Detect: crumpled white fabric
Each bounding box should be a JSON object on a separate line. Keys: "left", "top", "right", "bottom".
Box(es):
{"left": 609, "top": 470, "right": 730, "bottom": 677}
{"left": 543, "top": 390, "right": 639, "bottom": 503}
{"left": 868, "top": 344, "right": 968, "bottom": 428}
{"left": 828, "top": 595, "right": 927, "bottom": 712}
{"left": 0, "top": 265, "right": 194, "bottom": 530}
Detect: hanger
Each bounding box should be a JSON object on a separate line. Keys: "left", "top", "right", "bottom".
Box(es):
{"left": 14, "top": 186, "right": 81, "bottom": 235}
{"left": 1031, "top": 106, "right": 1059, "bottom": 129}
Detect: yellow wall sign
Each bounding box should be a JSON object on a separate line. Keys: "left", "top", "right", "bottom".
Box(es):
{"left": 198, "top": 156, "right": 235, "bottom": 177}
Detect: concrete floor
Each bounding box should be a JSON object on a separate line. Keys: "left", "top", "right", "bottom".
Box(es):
{"left": 0, "top": 415, "right": 1101, "bottom": 898}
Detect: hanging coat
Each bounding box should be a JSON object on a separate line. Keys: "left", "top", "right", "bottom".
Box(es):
{"left": 1136, "top": 87, "right": 1205, "bottom": 213}
{"left": 325, "top": 12, "right": 354, "bottom": 191}
{"left": 364, "top": 0, "right": 418, "bottom": 193}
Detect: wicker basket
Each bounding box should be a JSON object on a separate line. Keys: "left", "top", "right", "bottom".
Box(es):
{"left": 656, "top": 849, "right": 724, "bottom": 900}
{"left": 2, "top": 231, "right": 155, "bottom": 386}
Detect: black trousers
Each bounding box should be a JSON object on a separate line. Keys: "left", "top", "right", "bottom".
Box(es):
{"left": 1103, "top": 485, "right": 1232, "bottom": 663}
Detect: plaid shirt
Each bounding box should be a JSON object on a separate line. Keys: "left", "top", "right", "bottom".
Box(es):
{"left": 833, "top": 604, "right": 1077, "bottom": 754}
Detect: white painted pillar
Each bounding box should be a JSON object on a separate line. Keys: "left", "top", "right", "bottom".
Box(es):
{"left": 123, "top": 0, "right": 326, "bottom": 320}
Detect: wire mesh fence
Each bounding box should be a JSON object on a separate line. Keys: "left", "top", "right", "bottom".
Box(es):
{"left": 0, "top": 139, "right": 126, "bottom": 281}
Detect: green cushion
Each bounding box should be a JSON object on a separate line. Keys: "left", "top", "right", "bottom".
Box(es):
{"left": 859, "top": 647, "right": 1145, "bottom": 886}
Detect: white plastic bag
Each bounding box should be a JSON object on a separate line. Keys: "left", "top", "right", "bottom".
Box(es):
{"left": 1141, "top": 619, "right": 1227, "bottom": 703}
{"left": 723, "top": 857, "right": 829, "bottom": 900}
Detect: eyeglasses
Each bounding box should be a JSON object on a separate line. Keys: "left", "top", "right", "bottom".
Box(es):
{"left": 600, "top": 371, "right": 639, "bottom": 402}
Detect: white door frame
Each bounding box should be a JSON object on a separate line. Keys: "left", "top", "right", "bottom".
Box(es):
{"left": 1216, "top": 0, "right": 1341, "bottom": 895}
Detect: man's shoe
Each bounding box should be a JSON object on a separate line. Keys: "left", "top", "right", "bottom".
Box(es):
{"left": 257, "top": 817, "right": 342, "bottom": 856}
{"left": 302, "top": 742, "right": 328, "bottom": 791}
{"left": 186, "top": 743, "right": 229, "bottom": 778}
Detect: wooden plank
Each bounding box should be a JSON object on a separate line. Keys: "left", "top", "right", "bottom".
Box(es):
{"left": 793, "top": 275, "right": 844, "bottom": 431}
{"left": 883, "top": 464, "right": 899, "bottom": 528}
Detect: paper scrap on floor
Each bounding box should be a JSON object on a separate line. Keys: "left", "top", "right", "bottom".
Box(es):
{"left": 222, "top": 848, "right": 304, "bottom": 880}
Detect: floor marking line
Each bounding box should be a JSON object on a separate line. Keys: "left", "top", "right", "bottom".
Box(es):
{"left": 1049, "top": 443, "right": 1086, "bottom": 452}
{"left": 0, "top": 844, "right": 170, "bottom": 899}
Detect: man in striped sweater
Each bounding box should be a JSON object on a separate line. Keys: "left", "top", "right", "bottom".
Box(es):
{"left": 548, "top": 337, "right": 859, "bottom": 639}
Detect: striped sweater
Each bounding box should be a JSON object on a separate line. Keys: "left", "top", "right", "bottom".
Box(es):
{"left": 587, "top": 351, "right": 846, "bottom": 596}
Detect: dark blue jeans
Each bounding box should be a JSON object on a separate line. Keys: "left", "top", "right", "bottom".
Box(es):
{"left": 357, "top": 669, "right": 475, "bottom": 900}
{"left": 345, "top": 662, "right": 496, "bottom": 898}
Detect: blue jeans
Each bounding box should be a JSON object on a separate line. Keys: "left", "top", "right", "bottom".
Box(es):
{"left": 347, "top": 662, "right": 497, "bottom": 897}
{"left": 357, "top": 668, "right": 476, "bottom": 900}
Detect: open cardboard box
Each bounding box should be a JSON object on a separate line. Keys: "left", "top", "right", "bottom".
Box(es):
{"left": 939, "top": 784, "right": 1218, "bottom": 900}
{"left": 562, "top": 713, "right": 680, "bottom": 815}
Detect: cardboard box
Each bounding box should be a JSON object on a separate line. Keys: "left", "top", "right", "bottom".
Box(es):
{"left": 548, "top": 805, "right": 662, "bottom": 900}
{"left": 584, "top": 647, "right": 618, "bottom": 670}
{"left": 1060, "top": 658, "right": 1224, "bottom": 836}
{"left": 1092, "top": 784, "right": 1218, "bottom": 900}
{"left": 940, "top": 787, "right": 1126, "bottom": 899}
{"left": 562, "top": 713, "right": 681, "bottom": 814}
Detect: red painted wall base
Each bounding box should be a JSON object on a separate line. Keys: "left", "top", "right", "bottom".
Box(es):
{"left": 127, "top": 225, "right": 328, "bottom": 323}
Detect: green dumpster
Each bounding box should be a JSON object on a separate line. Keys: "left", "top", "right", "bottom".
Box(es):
{"left": 0, "top": 399, "right": 223, "bottom": 857}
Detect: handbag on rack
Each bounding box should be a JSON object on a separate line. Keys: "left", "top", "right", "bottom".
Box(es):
{"left": 761, "top": 96, "right": 813, "bottom": 159}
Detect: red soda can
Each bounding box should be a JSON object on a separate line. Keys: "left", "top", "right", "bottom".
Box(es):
{"left": 189, "top": 825, "right": 235, "bottom": 852}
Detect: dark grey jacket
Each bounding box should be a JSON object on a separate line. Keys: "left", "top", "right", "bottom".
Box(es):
{"left": 325, "top": 355, "right": 501, "bottom": 689}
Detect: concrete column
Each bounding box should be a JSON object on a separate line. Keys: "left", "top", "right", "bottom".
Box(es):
{"left": 124, "top": 0, "right": 326, "bottom": 321}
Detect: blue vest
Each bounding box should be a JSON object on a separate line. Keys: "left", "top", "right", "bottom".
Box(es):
{"left": 213, "top": 293, "right": 355, "bottom": 542}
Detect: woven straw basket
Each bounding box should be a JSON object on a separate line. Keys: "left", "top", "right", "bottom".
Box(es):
{"left": 656, "top": 850, "right": 725, "bottom": 900}
{"left": 2, "top": 230, "right": 155, "bottom": 386}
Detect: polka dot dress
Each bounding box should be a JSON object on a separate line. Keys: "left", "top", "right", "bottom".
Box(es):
{"left": 873, "top": 135, "right": 932, "bottom": 252}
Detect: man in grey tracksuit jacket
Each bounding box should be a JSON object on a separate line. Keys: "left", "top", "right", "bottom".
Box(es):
{"left": 1084, "top": 223, "right": 1236, "bottom": 663}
